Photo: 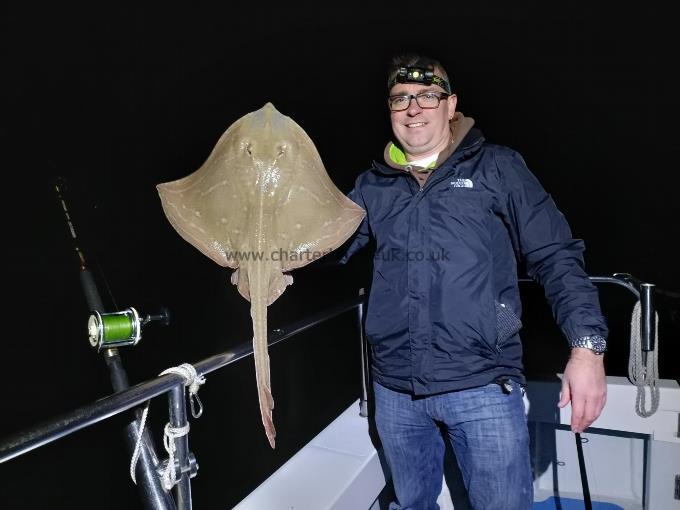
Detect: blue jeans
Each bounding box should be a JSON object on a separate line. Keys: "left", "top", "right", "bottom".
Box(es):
{"left": 374, "top": 380, "right": 532, "bottom": 510}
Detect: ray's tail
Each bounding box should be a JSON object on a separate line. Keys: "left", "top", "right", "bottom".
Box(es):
{"left": 248, "top": 261, "right": 276, "bottom": 448}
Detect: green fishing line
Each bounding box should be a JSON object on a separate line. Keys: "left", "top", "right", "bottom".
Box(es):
{"left": 101, "top": 313, "right": 134, "bottom": 343}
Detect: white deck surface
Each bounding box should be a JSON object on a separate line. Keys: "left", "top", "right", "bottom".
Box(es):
{"left": 234, "top": 400, "right": 386, "bottom": 510}
{"left": 235, "top": 378, "right": 680, "bottom": 509}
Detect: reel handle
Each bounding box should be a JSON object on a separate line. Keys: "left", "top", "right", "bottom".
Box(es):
{"left": 142, "top": 306, "right": 171, "bottom": 327}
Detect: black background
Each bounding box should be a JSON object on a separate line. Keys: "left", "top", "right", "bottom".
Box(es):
{"left": 1, "top": 3, "right": 679, "bottom": 509}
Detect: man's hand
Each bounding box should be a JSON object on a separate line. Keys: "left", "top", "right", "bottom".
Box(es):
{"left": 558, "top": 348, "right": 607, "bottom": 433}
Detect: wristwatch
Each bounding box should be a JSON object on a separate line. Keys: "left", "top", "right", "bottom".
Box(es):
{"left": 569, "top": 335, "right": 607, "bottom": 355}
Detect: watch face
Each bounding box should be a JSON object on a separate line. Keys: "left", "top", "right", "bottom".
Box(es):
{"left": 591, "top": 336, "right": 607, "bottom": 353}
{"left": 572, "top": 336, "right": 606, "bottom": 353}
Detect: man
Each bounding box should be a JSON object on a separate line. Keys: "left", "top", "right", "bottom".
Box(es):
{"left": 338, "top": 54, "right": 608, "bottom": 509}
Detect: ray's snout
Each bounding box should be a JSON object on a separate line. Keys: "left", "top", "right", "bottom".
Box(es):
{"left": 251, "top": 102, "right": 286, "bottom": 131}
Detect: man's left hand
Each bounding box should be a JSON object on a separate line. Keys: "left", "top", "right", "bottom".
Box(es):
{"left": 558, "top": 348, "right": 607, "bottom": 433}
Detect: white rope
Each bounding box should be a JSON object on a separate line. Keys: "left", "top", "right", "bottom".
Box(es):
{"left": 129, "top": 401, "right": 151, "bottom": 484}
{"left": 130, "top": 363, "right": 206, "bottom": 487}
{"left": 628, "top": 301, "right": 660, "bottom": 417}
{"left": 161, "top": 422, "right": 191, "bottom": 490}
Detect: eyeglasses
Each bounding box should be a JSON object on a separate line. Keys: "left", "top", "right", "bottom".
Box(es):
{"left": 388, "top": 92, "right": 449, "bottom": 112}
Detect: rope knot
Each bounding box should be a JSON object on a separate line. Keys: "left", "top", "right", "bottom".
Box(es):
{"left": 160, "top": 422, "right": 191, "bottom": 490}
{"left": 160, "top": 363, "right": 206, "bottom": 418}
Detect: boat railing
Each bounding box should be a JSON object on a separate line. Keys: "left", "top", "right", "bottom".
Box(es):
{"left": 0, "top": 273, "right": 657, "bottom": 510}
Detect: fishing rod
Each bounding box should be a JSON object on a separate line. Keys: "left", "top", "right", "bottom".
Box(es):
{"left": 54, "top": 177, "right": 174, "bottom": 510}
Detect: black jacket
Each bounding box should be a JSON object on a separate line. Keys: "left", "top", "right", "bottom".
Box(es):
{"left": 340, "top": 127, "right": 608, "bottom": 395}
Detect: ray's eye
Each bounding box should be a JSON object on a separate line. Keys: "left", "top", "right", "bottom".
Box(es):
{"left": 277, "top": 144, "right": 287, "bottom": 157}
{"left": 242, "top": 140, "right": 253, "bottom": 156}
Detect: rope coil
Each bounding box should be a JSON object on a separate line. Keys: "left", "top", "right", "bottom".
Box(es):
{"left": 628, "top": 301, "right": 660, "bottom": 417}
{"left": 130, "top": 363, "right": 206, "bottom": 488}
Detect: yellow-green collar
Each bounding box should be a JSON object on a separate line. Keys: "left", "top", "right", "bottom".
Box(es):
{"left": 388, "top": 144, "right": 436, "bottom": 168}
{"left": 389, "top": 144, "right": 409, "bottom": 165}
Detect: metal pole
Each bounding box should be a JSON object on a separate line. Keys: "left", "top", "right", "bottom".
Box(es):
{"left": 169, "top": 385, "right": 192, "bottom": 510}
{"left": 640, "top": 283, "right": 655, "bottom": 352}
{"left": 357, "top": 289, "right": 370, "bottom": 418}
{"left": 640, "top": 283, "right": 656, "bottom": 368}
{"left": 574, "top": 433, "right": 593, "bottom": 510}
{"left": 128, "top": 417, "right": 176, "bottom": 510}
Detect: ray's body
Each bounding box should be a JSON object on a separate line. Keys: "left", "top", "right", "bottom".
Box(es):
{"left": 157, "top": 104, "right": 365, "bottom": 447}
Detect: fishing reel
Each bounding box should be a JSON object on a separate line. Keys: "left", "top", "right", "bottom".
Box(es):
{"left": 87, "top": 307, "right": 170, "bottom": 351}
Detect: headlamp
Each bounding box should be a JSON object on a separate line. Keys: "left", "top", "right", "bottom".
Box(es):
{"left": 389, "top": 65, "right": 452, "bottom": 95}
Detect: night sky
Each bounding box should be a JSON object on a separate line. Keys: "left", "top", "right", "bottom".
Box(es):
{"left": 1, "top": 4, "right": 678, "bottom": 509}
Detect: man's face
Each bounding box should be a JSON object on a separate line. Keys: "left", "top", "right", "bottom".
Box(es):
{"left": 389, "top": 81, "right": 457, "bottom": 160}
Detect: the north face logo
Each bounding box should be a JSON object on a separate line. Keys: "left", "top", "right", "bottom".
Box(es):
{"left": 450, "top": 178, "right": 473, "bottom": 188}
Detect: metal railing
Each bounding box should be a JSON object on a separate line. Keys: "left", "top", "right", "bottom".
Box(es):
{"left": 0, "top": 292, "right": 366, "bottom": 510}
{"left": 0, "top": 273, "right": 657, "bottom": 509}
{"left": 519, "top": 273, "right": 656, "bottom": 353}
